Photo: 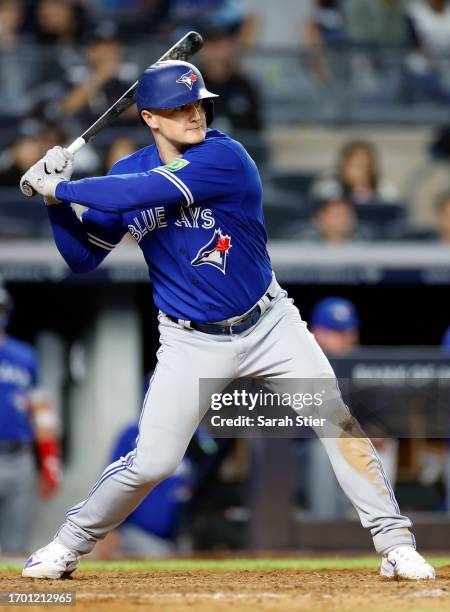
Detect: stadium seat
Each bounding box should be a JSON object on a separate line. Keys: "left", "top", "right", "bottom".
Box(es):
{"left": 0, "top": 188, "right": 51, "bottom": 238}
{"left": 354, "top": 202, "right": 406, "bottom": 234}
{"left": 269, "top": 171, "right": 317, "bottom": 197}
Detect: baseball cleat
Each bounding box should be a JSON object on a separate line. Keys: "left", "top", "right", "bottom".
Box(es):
{"left": 380, "top": 546, "right": 435, "bottom": 580}
{"left": 22, "top": 541, "right": 80, "bottom": 579}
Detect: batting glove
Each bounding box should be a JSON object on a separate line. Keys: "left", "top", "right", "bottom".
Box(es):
{"left": 20, "top": 146, "right": 74, "bottom": 199}
{"left": 20, "top": 160, "right": 67, "bottom": 199}
{"left": 42, "top": 146, "right": 74, "bottom": 180}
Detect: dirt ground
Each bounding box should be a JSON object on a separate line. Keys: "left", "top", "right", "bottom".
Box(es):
{"left": 1, "top": 567, "right": 449, "bottom": 612}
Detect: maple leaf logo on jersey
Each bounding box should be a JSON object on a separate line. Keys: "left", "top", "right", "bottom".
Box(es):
{"left": 176, "top": 69, "right": 198, "bottom": 91}
{"left": 191, "top": 229, "right": 232, "bottom": 274}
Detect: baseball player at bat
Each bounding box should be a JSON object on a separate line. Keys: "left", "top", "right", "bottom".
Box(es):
{"left": 21, "top": 60, "right": 434, "bottom": 580}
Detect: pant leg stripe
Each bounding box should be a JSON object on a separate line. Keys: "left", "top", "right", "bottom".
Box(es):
{"left": 65, "top": 453, "right": 136, "bottom": 517}
{"left": 370, "top": 441, "right": 401, "bottom": 514}
{"left": 136, "top": 365, "right": 158, "bottom": 445}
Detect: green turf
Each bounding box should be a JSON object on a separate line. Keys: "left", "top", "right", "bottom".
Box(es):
{"left": 1, "top": 556, "right": 450, "bottom": 573}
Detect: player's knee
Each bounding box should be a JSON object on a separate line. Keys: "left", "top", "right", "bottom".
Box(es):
{"left": 133, "top": 450, "right": 182, "bottom": 485}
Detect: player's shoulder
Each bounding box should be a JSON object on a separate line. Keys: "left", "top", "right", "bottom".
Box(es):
{"left": 108, "top": 143, "right": 157, "bottom": 175}
{"left": 187, "top": 129, "right": 253, "bottom": 167}
{"left": 3, "top": 336, "right": 36, "bottom": 365}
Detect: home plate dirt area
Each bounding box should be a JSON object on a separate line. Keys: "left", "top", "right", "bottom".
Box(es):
{"left": 1, "top": 559, "right": 449, "bottom": 611}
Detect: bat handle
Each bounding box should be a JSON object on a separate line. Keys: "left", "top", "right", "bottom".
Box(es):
{"left": 67, "top": 136, "right": 86, "bottom": 155}
{"left": 20, "top": 137, "right": 86, "bottom": 197}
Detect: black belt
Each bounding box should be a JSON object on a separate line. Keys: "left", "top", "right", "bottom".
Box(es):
{"left": 0, "top": 440, "right": 32, "bottom": 454}
{"left": 166, "top": 294, "right": 275, "bottom": 336}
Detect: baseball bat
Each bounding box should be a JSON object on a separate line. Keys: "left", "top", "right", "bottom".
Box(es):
{"left": 20, "top": 31, "right": 203, "bottom": 197}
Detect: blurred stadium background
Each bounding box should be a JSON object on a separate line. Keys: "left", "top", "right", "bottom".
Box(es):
{"left": 0, "top": 0, "right": 449, "bottom": 559}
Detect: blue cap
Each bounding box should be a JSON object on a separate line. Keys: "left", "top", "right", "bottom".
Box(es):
{"left": 442, "top": 326, "right": 450, "bottom": 352}
{"left": 310, "top": 297, "right": 359, "bottom": 331}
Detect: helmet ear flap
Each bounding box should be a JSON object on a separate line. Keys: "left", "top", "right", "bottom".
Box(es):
{"left": 202, "top": 99, "right": 215, "bottom": 126}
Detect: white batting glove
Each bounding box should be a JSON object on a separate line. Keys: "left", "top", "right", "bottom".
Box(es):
{"left": 20, "top": 160, "right": 67, "bottom": 199}
{"left": 42, "top": 146, "right": 74, "bottom": 180}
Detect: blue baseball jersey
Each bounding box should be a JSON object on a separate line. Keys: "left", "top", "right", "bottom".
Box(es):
{"left": 0, "top": 336, "right": 37, "bottom": 442}
{"left": 53, "top": 129, "right": 273, "bottom": 323}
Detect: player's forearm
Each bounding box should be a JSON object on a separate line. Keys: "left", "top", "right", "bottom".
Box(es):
{"left": 55, "top": 171, "right": 183, "bottom": 213}
{"left": 47, "top": 203, "right": 107, "bottom": 273}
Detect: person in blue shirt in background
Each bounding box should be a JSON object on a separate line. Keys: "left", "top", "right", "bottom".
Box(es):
{"left": 0, "top": 285, "right": 61, "bottom": 555}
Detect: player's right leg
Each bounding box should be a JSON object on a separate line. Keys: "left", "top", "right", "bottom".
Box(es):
{"left": 238, "top": 295, "right": 435, "bottom": 580}
{"left": 23, "top": 315, "right": 237, "bottom": 578}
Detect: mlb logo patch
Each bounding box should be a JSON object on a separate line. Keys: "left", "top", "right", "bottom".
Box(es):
{"left": 176, "top": 69, "right": 198, "bottom": 91}
{"left": 191, "top": 229, "right": 232, "bottom": 274}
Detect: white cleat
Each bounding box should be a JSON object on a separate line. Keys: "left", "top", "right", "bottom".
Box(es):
{"left": 380, "top": 546, "right": 435, "bottom": 580}
{"left": 22, "top": 541, "right": 80, "bottom": 579}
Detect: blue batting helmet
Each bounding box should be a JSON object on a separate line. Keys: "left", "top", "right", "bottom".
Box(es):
{"left": 310, "top": 297, "right": 359, "bottom": 332}
{"left": 136, "top": 60, "right": 218, "bottom": 126}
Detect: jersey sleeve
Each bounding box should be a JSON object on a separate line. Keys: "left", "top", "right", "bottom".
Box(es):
{"left": 80, "top": 208, "right": 126, "bottom": 252}
{"left": 54, "top": 140, "right": 246, "bottom": 213}
{"left": 153, "top": 140, "right": 245, "bottom": 207}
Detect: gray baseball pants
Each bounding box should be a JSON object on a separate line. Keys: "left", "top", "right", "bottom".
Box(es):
{"left": 56, "top": 287, "right": 415, "bottom": 555}
{"left": 0, "top": 448, "right": 36, "bottom": 553}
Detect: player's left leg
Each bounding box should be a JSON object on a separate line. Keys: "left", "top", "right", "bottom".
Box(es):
{"left": 22, "top": 315, "right": 237, "bottom": 578}
{"left": 238, "top": 294, "right": 435, "bottom": 580}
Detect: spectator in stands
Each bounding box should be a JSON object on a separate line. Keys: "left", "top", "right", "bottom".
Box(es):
{"left": 0, "top": 135, "right": 42, "bottom": 187}
{"left": 296, "top": 192, "right": 376, "bottom": 242}
{"left": 82, "top": 0, "right": 168, "bottom": 42}
{"left": 311, "top": 140, "right": 400, "bottom": 206}
{"left": 164, "top": 0, "right": 251, "bottom": 41}
{"left": 312, "top": 1, "right": 345, "bottom": 46}
{"left": 35, "top": 0, "right": 84, "bottom": 46}
{"left": 29, "top": 1, "right": 87, "bottom": 115}
{"left": 200, "top": 28, "right": 263, "bottom": 133}
{"left": 342, "top": 0, "right": 408, "bottom": 45}
{"left": 434, "top": 190, "right": 450, "bottom": 243}
{"left": 58, "top": 24, "right": 138, "bottom": 126}
{"left": 245, "top": 0, "right": 312, "bottom": 48}
{"left": 306, "top": 297, "right": 398, "bottom": 519}
{"left": 104, "top": 137, "right": 139, "bottom": 174}
{"left": 301, "top": 1, "right": 345, "bottom": 83}
{"left": 0, "top": 0, "right": 38, "bottom": 118}
{"left": 405, "top": 0, "right": 450, "bottom": 103}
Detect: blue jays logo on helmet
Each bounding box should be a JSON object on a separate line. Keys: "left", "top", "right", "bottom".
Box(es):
{"left": 191, "top": 229, "right": 232, "bottom": 274}
{"left": 176, "top": 69, "right": 198, "bottom": 91}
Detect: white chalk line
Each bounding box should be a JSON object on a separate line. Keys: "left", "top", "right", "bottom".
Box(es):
{"left": 76, "top": 592, "right": 292, "bottom": 601}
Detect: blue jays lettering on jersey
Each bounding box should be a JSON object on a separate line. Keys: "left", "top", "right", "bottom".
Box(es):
{"left": 0, "top": 337, "right": 37, "bottom": 441}
{"left": 49, "top": 129, "right": 273, "bottom": 323}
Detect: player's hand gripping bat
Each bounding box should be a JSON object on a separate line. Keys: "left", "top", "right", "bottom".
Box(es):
{"left": 20, "top": 31, "right": 203, "bottom": 197}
